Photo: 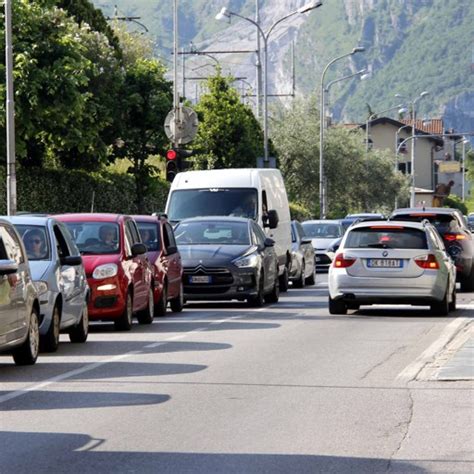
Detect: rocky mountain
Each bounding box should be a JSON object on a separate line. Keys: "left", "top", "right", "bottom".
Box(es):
{"left": 93, "top": 0, "right": 474, "bottom": 135}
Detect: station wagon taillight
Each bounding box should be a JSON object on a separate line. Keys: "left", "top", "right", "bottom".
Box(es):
{"left": 414, "top": 254, "right": 439, "bottom": 270}
{"left": 333, "top": 253, "right": 356, "bottom": 268}
{"left": 444, "top": 233, "right": 466, "bottom": 242}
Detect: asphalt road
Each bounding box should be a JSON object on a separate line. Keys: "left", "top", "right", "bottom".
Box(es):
{"left": 1, "top": 275, "right": 473, "bottom": 473}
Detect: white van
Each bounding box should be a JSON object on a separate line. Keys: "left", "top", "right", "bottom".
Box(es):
{"left": 165, "top": 169, "right": 292, "bottom": 290}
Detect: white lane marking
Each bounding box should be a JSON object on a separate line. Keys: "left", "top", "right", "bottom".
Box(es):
{"left": 396, "top": 317, "right": 469, "bottom": 382}
{"left": 0, "top": 313, "right": 239, "bottom": 405}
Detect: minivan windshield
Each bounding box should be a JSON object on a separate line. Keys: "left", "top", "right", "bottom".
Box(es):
{"left": 168, "top": 188, "right": 258, "bottom": 222}
{"left": 301, "top": 222, "right": 343, "bottom": 239}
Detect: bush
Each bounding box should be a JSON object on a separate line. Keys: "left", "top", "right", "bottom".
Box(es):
{"left": 444, "top": 195, "right": 468, "bottom": 215}
{"left": 289, "top": 202, "right": 313, "bottom": 221}
{"left": 0, "top": 166, "right": 169, "bottom": 215}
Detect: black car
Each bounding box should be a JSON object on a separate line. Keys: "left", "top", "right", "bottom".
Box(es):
{"left": 174, "top": 217, "right": 279, "bottom": 306}
{"left": 391, "top": 207, "right": 474, "bottom": 291}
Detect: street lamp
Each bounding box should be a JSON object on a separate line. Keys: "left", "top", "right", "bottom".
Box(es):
{"left": 319, "top": 46, "right": 365, "bottom": 218}
{"left": 456, "top": 137, "right": 470, "bottom": 202}
{"left": 365, "top": 104, "right": 407, "bottom": 153}
{"left": 216, "top": 1, "right": 323, "bottom": 167}
{"left": 324, "top": 68, "right": 368, "bottom": 126}
{"left": 395, "top": 91, "right": 430, "bottom": 206}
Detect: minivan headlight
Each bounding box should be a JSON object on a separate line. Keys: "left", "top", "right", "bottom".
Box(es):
{"left": 233, "top": 252, "right": 259, "bottom": 268}
{"left": 33, "top": 281, "right": 48, "bottom": 296}
{"left": 92, "top": 263, "right": 118, "bottom": 279}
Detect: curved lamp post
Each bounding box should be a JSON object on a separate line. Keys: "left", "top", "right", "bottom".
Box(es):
{"left": 319, "top": 46, "right": 365, "bottom": 218}
{"left": 216, "top": 1, "right": 323, "bottom": 167}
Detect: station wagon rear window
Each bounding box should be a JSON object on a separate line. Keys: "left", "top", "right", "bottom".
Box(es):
{"left": 345, "top": 227, "right": 428, "bottom": 249}
{"left": 392, "top": 213, "right": 461, "bottom": 233}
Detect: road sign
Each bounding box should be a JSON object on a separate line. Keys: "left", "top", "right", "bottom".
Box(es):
{"left": 164, "top": 106, "right": 199, "bottom": 145}
{"left": 438, "top": 161, "right": 461, "bottom": 173}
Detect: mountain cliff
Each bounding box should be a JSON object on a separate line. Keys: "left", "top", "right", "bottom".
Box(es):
{"left": 93, "top": 0, "right": 474, "bottom": 134}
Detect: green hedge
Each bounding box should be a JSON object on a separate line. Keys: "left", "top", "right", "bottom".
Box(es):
{"left": 0, "top": 166, "right": 169, "bottom": 215}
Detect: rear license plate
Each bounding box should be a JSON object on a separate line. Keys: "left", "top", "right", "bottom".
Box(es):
{"left": 367, "top": 259, "right": 402, "bottom": 268}
{"left": 189, "top": 275, "right": 211, "bottom": 284}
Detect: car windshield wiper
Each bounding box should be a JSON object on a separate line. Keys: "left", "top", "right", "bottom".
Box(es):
{"left": 366, "top": 243, "right": 394, "bottom": 249}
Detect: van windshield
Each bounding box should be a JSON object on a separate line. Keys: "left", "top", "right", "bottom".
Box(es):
{"left": 168, "top": 188, "right": 258, "bottom": 222}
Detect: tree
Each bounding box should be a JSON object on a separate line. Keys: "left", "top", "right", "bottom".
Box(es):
{"left": 271, "top": 98, "right": 408, "bottom": 217}
{"left": 113, "top": 58, "right": 172, "bottom": 212}
{"left": 191, "top": 73, "right": 264, "bottom": 169}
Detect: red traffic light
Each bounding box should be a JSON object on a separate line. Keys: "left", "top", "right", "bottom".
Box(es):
{"left": 166, "top": 149, "right": 177, "bottom": 160}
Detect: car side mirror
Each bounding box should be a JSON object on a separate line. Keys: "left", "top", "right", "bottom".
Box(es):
{"left": 266, "top": 210, "right": 279, "bottom": 229}
{"left": 131, "top": 243, "right": 147, "bottom": 256}
{"left": 60, "top": 255, "right": 82, "bottom": 266}
{"left": 0, "top": 259, "right": 18, "bottom": 275}
{"left": 166, "top": 246, "right": 178, "bottom": 255}
{"left": 264, "top": 238, "right": 275, "bottom": 247}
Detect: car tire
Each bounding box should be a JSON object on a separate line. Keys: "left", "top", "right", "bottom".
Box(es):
{"left": 430, "top": 288, "right": 449, "bottom": 316}
{"left": 13, "top": 307, "right": 40, "bottom": 366}
{"left": 347, "top": 303, "right": 360, "bottom": 311}
{"left": 40, "top": 304, "right": 61, "bottom": 353}
{"left": 69, "top": 304, "right": 89, "bottom": 343}
{"left": 293, "top": 262, "right": 305, "bottom": 289}
{"left": 460, "top": 265, "right": 474, "bottom": 292}
{"left": 329, "top": 296, "right": 347, "bottom": 315}
{"left": 170, "top": 283, "right": 184, "bottom": 313}
{"left": 137, "top": 287, "right": 154, "bottom": 324}
{"left": 248, "top": 275, "right": 265, "bottom": 307}
{"left": 115, "top": 290, "right": 133, "bottom": 331}
{"left": 154, "top": 282, "right": 167, "bottom": 317}
{"left": 305, "top": 270, "right": 316, "bottom": 286}
{"left": 449, "top": 284, "right": 457, "bottom": 312}
{"left": 279, "top": 267, "right": 289, "bottom": 293}
{"left": 265, "top": 275, "right": 280, "bottom": 304}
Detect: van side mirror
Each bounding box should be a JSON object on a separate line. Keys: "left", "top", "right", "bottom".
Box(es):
{"left": 0, "top": 260, "right": 18, "bottom": 275}
{"left": 266, "top": 210, "right": 279, "bottom": 229}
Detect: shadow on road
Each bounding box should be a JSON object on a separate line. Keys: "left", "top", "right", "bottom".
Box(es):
{"left": 0, "top": 391, "right": 170, "bottom": 411}
{"left": 0, "top": 431, "right": 432, "bottom": 473}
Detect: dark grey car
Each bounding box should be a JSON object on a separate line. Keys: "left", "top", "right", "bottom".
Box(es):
{"left": 175, "top": 217, "right": 279, "bottom": 306}
{"left": 0, "top": 219, "right": 41, "bottom": 365}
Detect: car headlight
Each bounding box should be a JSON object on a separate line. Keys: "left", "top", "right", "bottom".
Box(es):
{"left": 92, "top": 263, "right": 118, "bottom": 280}
{"left": 233, "top": 252, "right": 260, "bottom": 268}
{"left": 33, "top": 281, "right": 48, "bottom": 296}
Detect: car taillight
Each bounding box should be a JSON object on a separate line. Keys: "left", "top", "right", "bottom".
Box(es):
{"left": 414, "top": 254, "right": 439, "bottom": 270}
{"left": 444, "top": 233, "right": 466, "bottom": 242}
{"left": 333, "top": 253, "right": 356, "bottom": 268}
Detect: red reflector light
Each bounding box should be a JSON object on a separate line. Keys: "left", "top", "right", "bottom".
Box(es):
{"left": 409, "top": 213, "right": 436, "bottom": 217}
{"left": 414, "top": 254, "right": 439, "bottom": 270}
{"left": 333, "top": 253, "right": 356, "bottom": 268}
{"left": 166, "top": 149, "right": 177, "bottom": 160}
{"left": 370, "top": 225, "right": 404, "bottom": 230}
{"left": 444, "top": 233, "right": 466, "bottom": 242}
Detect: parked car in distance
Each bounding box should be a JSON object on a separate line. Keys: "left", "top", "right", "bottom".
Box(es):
{"left": 390, "top": 207, "right": 474, "bottom": 291}
{"left": 328, "top": 220, "right": 457, "bottom": 315}
{"left": 55, "top": 213, "right": 153, "bottom": 330}
{"left": 301, "top": 220, "right": 344, "bottom": 271}
{"left": 6, "top": 216, "right": 89, "bottom": 352}
{"left": 0, "top": 218, "right": 40, "bottom": 365}
{"left": 174, "top": 217, "right": 279, "bottom": 306}
{"left": 341, "top": 213, "right": 386, "bottom": 232}
{"left": 289, "top": 221, "right": 316, "bottom": 287}
{"left": 467, "top": 213, "right": 474, "bottom": 232}
{"left": 133, "top": 214, "right": 184, "bottom": 315}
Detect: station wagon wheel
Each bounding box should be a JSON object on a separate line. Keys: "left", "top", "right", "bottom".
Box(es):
{"left": 293, "top": 261, "right": 306, "bottom": 288}
{"left": 305, "top": 268, "right": 316, "bottom": 286}
{"left": 137, "top": 287, "right": 154, "bottom": 324}
{"left": 13, "top": 307, "right": 40, "bottom": 365}
{"left": 115, "top": 291, "right": 133, "bottom": 331}
{"left": 41, "top": 304, "right": 61, "bottom": 353}
{"left": 69, "top": 304, "right": 89, "bottom": 343}
{"left": 170, "top": 283, "right": 184, "bottom": 313}
{"left": 328, "top": 296, "right": 347, "bottom": 315}
{"left": 430, "top": 287, "right": 449, "bottom": 316}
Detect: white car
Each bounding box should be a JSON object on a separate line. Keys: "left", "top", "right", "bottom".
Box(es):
{"left": 328, "top": 220, "right": 456, "bottom": 315}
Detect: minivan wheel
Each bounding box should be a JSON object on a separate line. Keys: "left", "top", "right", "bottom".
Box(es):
{"left": 115, "top": 291, "right": 133, "bottom": 331}
{"left": 328, "top": 296, "right": 347, "bottom": 315}
{"left": 137, "top": 288, "right": 154, "bottom": 324}
{"left": 69, "top": 305, "right": 89, "bottom": 343}
{"left": 279, "top": 268, "right": 289, "bottom": 292}
{"left": 41, "top": 304, "right": 61, "bottom": 353}
{"left": 430, "top": 288, "right": 449, "bottom": 316}
{"left": 154, "top": 283, "right": 167, "bottom": 316}
{"left": 13, "top": 307, "right": 40, "bottom": 365}
{"left": 170, "top": 283, "right": 184, "bottom": 313}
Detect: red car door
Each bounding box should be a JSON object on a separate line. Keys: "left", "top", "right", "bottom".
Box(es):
{"left": 162, "top": 222, "right": 182, "bottom": 299}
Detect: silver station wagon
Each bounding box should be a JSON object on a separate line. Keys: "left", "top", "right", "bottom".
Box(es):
{"left": 328, "top": 220, "right": 457, "bottom": 315}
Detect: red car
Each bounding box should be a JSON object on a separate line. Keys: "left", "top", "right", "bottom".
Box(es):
{"left": 54, "top": 213, "right": 153, "bottom": 330}
{"left": 133, "top": 215, "right": 184, "bottom": 315}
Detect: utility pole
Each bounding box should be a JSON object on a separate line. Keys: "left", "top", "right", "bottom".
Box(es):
{"left": 5, "top": 0, "right": 16, "bottom": 215}
{"left": 173, "top": 0, "right": 179, "bottom": 149}
{"left": 255, "top": 0, "right": 263, "bottom": 120}
{"left": 181, "top": 47, "right": 186, "bottom": 99}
